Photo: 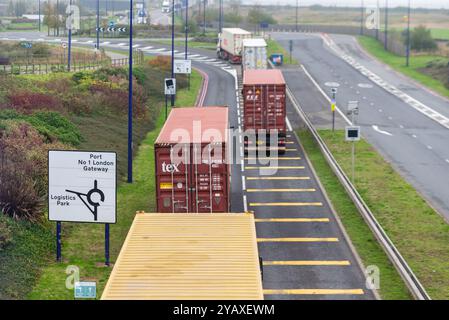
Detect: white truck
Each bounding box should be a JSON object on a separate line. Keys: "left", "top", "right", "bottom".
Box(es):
{"left": 242, "top": 38, "right": 268, "bottom": 71}
{"left": 162, "top": 0, "right": 171, "bottom": 13}
{"left": 217, "top": 28, "right": 252, "bottom": 64}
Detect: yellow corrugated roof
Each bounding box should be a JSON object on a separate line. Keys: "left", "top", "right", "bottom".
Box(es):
{"left": 101, "top": 213, "right": 263, "bottom": 300}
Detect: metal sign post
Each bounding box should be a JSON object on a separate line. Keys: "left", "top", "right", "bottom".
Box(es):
{"left": 165, "top": 78, "right": 176, "bottom": 119}
{"left": 289, "top": 40, "right": 293, "bottom": 64}
{"left": 346, "top": 101, "right": 360, "bottom": 184}
{"left": 128, "top": 0, "right": 134, "bottom": 184}
{"left": 48, "top": 150, "right": 117, "bottom": 265}
{"left": 331, "top": 87, "right": 337, "bottom": 131}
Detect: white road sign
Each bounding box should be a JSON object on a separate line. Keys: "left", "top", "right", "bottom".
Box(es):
{"left": 165, "top": 78, "right": 176, "bottom": 95}
{"left": 48, "top": 150, "right": 117, "bottom": 224}
{"left": 174, "top": 59, "right": 192, "bottom": 74}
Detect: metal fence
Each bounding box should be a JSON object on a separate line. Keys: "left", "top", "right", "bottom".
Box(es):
{"left": 0, "top": 50, "right": 144, "bottom": 76}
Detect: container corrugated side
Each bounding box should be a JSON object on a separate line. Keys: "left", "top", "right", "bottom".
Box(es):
{"left": 101, "top": 213, "right": 263, "bottom": 300}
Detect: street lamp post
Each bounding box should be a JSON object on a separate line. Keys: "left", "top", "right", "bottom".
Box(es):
{"left": 96, "top": 0, "right": 100, "bottom": 50}
{"left": 406, "top": 0, "right": 411, "bottom": 67}
{"left": 295, "top": 0, "right": 299, "bottom": 32}
{"left": 128, "top": 0, "right": 134, "bottom": 184}
{"left": 203, "top": 0, "right": 206, "bottom": 35}
{"left": 38, "top": 0, "right": 41, "bottom": 31}
{"left": 68, "top": 0, "right": 72, "bottom": 72}
{"left": 171, "top": 0, "right": 175, "bottom": 106}
{"left": 384, "top": 0, "right": 388, "bottom": 50}
{"left": 360, "top": 0, "right": 364, "bottom": 35}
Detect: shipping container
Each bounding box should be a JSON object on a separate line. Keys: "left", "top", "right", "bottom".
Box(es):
{"left": 155, "top": 107, "right": 230, "bottom": 213}
{"left": 101, "top": 212, "right": 263, "bottom": 300}
{"left": 242, "top": 38, "right": 268, "bottom": 71}
{"left": 217, "top": 28, "right": 252, "bottom": 64}
{"left": 242, "top": 69, "right": 287, "bottom": 153}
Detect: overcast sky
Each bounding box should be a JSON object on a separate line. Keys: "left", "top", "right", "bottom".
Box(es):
{"left": 241, "top": 0, "right": 449, "bottom": 9}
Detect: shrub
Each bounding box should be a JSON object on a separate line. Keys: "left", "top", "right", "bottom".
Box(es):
{"left": 409, "top": 25, "right": 438, "bottom": 51}
{"left": 27, "top": 111, "right": 83, "bottom": 146}
{"left": 0, "top": 110, "right": 82, "bottom": 145}
{"left": 147, "top": 56, "right": 171, "bottom": 72}
{"left": 6, "top": 91, "right": 61, "bottom": 114}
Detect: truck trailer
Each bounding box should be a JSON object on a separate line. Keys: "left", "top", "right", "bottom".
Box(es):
{"left": 217, "top": 28, "right": 252, "bottom": 64}
{"left": 101, "top": 212, "right": 263, "bottom": 300}
{"left": 242, "top": 38, "right": 268, "bottom": 71}
{"left": 242, "top": 69, "right": 287, "bottom": 154}
{"left": 155, "top": 107, "right": 230, "bottom": 213}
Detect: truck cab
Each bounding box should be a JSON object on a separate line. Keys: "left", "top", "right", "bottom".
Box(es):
{"left": 162, "top": 0, "right": 171, "bottom": 13}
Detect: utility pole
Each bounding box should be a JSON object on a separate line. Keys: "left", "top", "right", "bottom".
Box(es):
{"left": 406, "top": 0, "right": 411, "bottom": 67}
{"left": 171, "top": 0, "right": 175, "bottom": 106}
{"left": 384, "top": 0, "right": 388, "bottom": 50}
{"left": 38, "top": 0, "right": 41, "bottom": 31}
{"left": 203, "top": 0, "right": 206, "bottom": 35}
{"left": 128, "top": 0, "right": 134, "bottom": 184}
{"left": 295, "top": 0, "right": 299, "bottom": 32}
{"left": 96, "top": 0, "right": 100, "bottom": 50}
{"left": 360, "top": 0, "right": 364, "bottom": 35}
{"left": 57, "top": 0, "right": 60, "bottom": 36}
{"left": 185, "top": 0, "right": 189, "bottom": 61}
{"left": 68, "top": 0, "right": 72, "bottom": 71}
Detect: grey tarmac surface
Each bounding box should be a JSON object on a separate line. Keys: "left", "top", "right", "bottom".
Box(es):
{"left": 3, "top": 31, "right": 374, "bottom": 299}
{"left": 272, "top": 32, "right": 449, "bottom": 223}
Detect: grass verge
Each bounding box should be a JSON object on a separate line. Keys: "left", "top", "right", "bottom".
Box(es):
{"left": 267, "top": 39, "right": 298, "bottom": 65}
{"left": 302, "top": 128, "right": 449, "bottom": 299}
{"left": 357, "top": 36, "right": 449, "bottom": 99}
{"left": 297, "top": 129, "right": 411, "bottom": 300}
{"left": 27, "top": 71, "right": 202, "bottom": 300}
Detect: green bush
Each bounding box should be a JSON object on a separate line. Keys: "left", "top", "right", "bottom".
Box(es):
{"left": 0, "top": 110, "right": 83, "bottom": 146}
{"left": 410, "top": 25, "right": 438, "bottom": 51}
{"left": 27, "top": 112, "right": 83, "bottom": 146}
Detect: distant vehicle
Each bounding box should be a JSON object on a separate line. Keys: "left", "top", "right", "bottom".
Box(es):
{"left": 242, "top": 38, "right": 268, "bottom": 71}
{"left": 162, "top": 0, "right": 171, "bottom": 13}
{"left": 217, "top": 28, "right": 252, "bottom": 64}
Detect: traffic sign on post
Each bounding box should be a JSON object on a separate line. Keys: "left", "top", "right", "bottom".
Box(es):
{"left": 165, "top": 78, "right": 177, "bottom": 95}
{"left": 48, "top": 150, "right": 117, "bottom": 224}
{"left": 345, "top": 126, "right": 361, "bottom": 142}
{"left": 174, "top": 59, "right": 191, "bottom": 74}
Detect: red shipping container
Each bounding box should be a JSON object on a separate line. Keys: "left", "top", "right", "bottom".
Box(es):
{"left": 155, "top": 107, "right": 230, "bottom": 213}
{"left": 242, "top": 69, "right": 287, "bottom": 151}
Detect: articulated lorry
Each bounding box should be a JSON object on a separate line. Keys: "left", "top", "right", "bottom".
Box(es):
{"left": 217, "top": 28, "right": 252, "bottom": 64}
{"left": 243, "top": 69, "right": 287, "bottom": 154}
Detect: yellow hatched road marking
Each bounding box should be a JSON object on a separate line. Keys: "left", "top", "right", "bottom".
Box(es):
{"left": 257, "top": 238, "right": 338, "bottom": 242}
{"left": 255, "top": 218, "right": 329, "bottom": 223}
{"left": 263, "top": 289, "right": 364, "bottom": 295}
{"left": 250, "top": 202, "right": 323, "bottom": 207}
{"left": 245, "top": 157, "right": 301, "bottom": 160}
{"left": 247, "top": 188, "right": 316, "bottom": 192}
{"left": 246, "top": 177, "right": 310, "bottom": 180}
{"left": 245, "top": 166, "right": 305, "bottom": 170}
{"left": 263, "top": 260, "right": 350, "bottom": 266}
{"left": 285, "top": 141, "right": 295, "bottom": 144}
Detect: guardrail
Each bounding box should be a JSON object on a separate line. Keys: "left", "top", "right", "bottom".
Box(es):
{"left": 285, "top": 85, "right": 431, "bottom": 300}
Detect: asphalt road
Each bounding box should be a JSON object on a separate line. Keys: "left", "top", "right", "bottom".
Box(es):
{"left": 0, "top": 31, "right": 374, "bottom": 300}
{"left": 272, "top": 32, "right": 449, "bottom": 223}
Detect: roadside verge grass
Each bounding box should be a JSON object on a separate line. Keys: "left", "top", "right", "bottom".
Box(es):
{"left": 302, "top": 128, "right": 449, "bottom": 299}
{"left": 267, "top": 39, "right": 298, "bottom": 65}
{"left": 357, "top": 36, "right": 449, "bottom": 99}
{"left": 27, "top": 71, "right": 202, "bottom": 300}
{"left": 297, "top": 130, "right": 411, "bottom": 300}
